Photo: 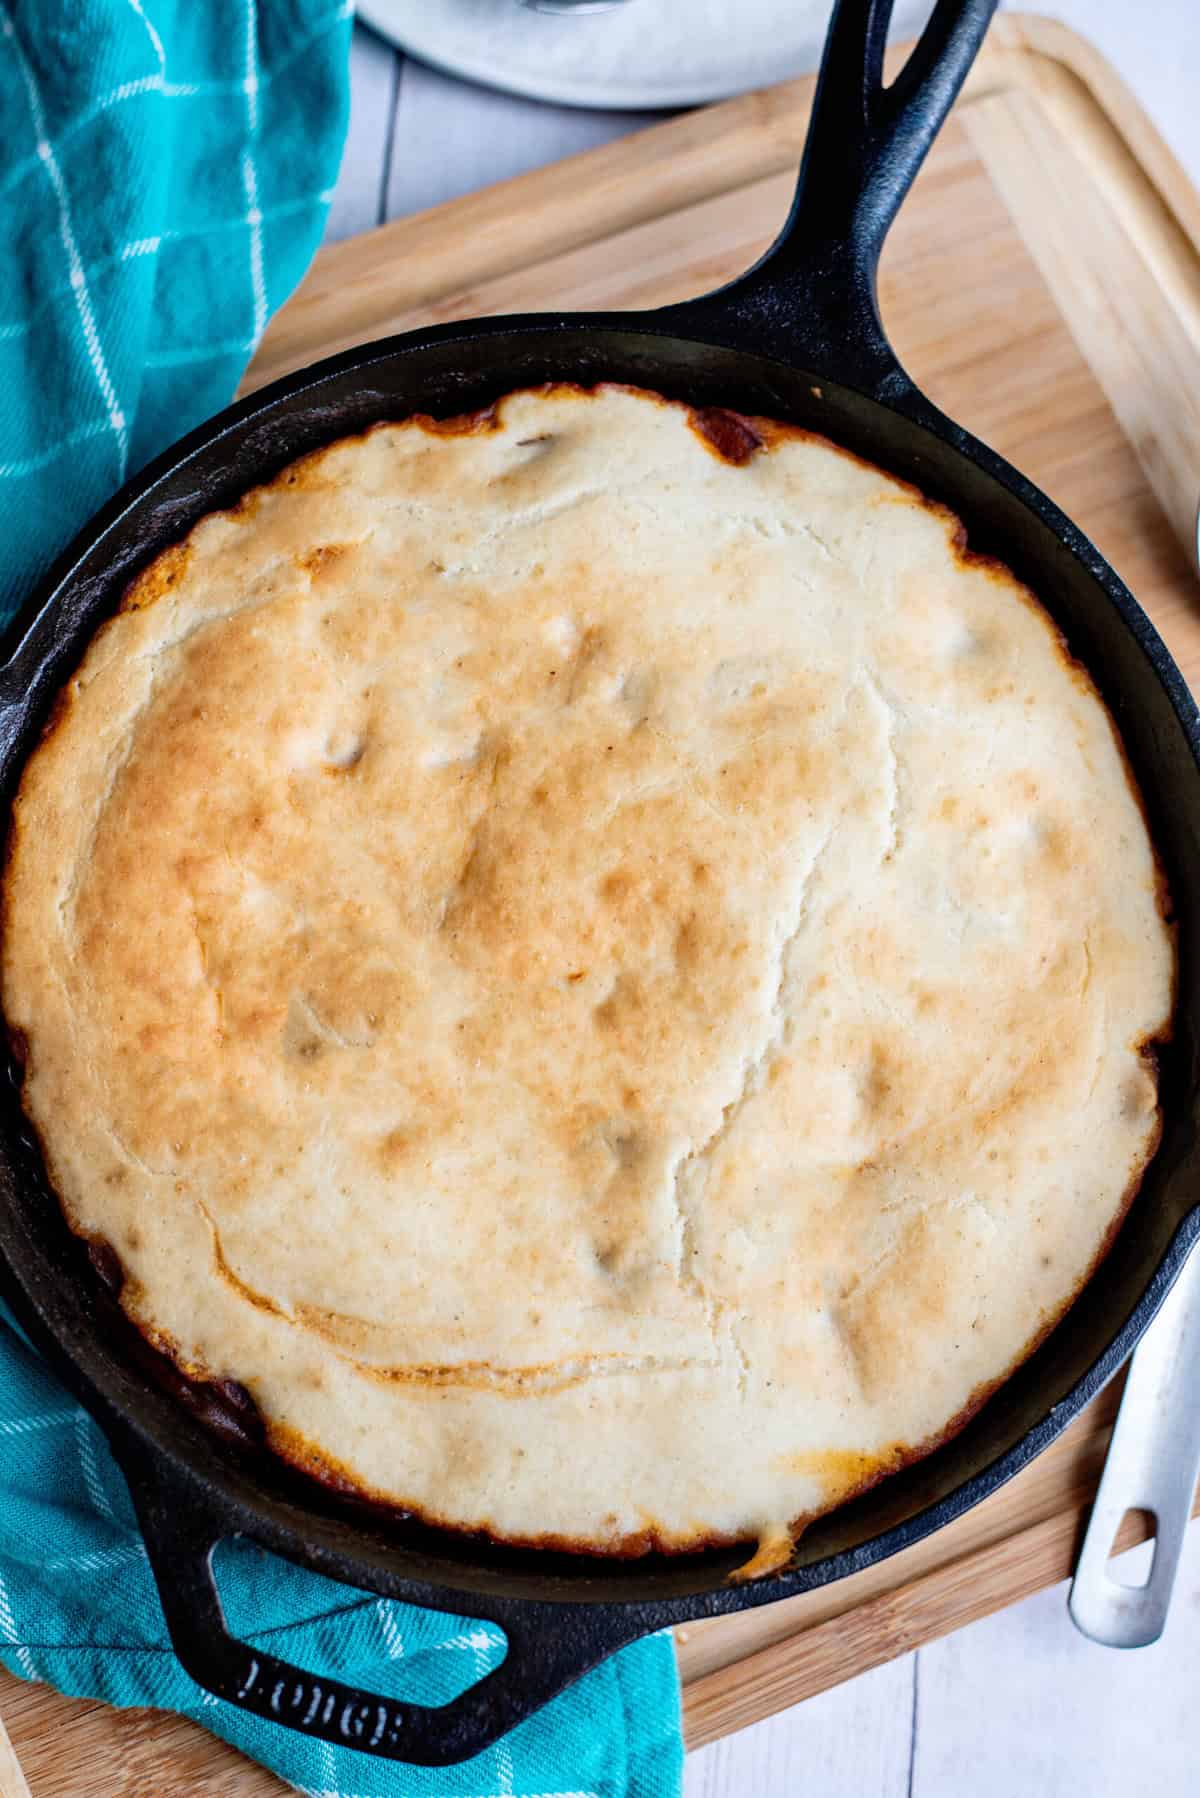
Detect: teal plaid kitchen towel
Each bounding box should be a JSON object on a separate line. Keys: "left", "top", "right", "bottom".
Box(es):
{"left": 0, "top": 5, "right": 685, "bottom": 1795}
{"left": 0, "top": 0, "right": 350, "bottom": 623}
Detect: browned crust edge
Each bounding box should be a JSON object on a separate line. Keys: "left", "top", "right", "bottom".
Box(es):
{"left": 0, "top": 380, "right": 1177, "bottom": 1570}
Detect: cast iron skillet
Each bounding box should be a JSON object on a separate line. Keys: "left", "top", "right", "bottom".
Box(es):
{"left": 1, "top": 0, "right": 1198, "bottom": 1767}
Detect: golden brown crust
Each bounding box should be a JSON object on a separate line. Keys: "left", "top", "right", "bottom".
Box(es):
{"left": 2, "top": 382, "right": 1174, "bottom": 1562}
{"left": 122, "top": 541, "right": 193, "bottom": 613}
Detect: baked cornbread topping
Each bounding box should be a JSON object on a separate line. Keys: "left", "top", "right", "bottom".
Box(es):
{"left": 2, "top": 384, "right": 1172, "bottom": 1564}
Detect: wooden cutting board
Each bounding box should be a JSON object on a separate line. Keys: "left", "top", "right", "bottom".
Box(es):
{"left": 4, "top": 14, "right": 1200, "bottom": 1793}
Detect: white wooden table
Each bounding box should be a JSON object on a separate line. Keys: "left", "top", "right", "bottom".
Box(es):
{"left": 325, "top": 5, "right": 1200, "bottom": 1792}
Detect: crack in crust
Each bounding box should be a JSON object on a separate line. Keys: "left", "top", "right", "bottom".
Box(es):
{"left": 197, "top": 1201, "right": 717, "bottom": 1395}
{"left": 861, "top": 668, "right": 903, "bottom": 862}
{"left": 666, "top": 828, "right": 835, "bottom": 1320}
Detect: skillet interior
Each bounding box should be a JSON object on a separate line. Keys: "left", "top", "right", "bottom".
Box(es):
{"left": 1, "top": 321, "right": 1198, "bottom": 1615}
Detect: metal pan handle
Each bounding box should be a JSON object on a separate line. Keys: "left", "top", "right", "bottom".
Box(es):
{"left": 127, "top": 1455, "right": 649, "bottom": 1766}
{"left": 664, "top": 0, "right": 997, "bottom": 393}
{"left": 1069, "top": 1228, "right": 1200, "bottom": 1647}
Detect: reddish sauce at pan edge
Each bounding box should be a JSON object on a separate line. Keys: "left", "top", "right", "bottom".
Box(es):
{"left": 688, "top": 406, "right": 766, "bottom": 465}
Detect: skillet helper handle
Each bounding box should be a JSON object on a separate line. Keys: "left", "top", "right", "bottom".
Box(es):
{"left": 127, "top": 1458, "right": 649, "bottom": 1766}
{"left": 1069, "top": 1229, "right": 1200, "bottom": 1647}
{"left": 675, "top": 0, "right": 997, "bottom": 387}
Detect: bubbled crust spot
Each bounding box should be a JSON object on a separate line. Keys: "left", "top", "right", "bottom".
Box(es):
{"left": 1, "top": 383, "right": 1174, "bottom": 1567}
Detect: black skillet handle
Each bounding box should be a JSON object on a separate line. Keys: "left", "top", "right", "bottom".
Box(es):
{"left": 665, "top": 0, "right": 998, "bottom": 395}
{"left": 126, "top": 1454, "right": 653, "bottom": 1767}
